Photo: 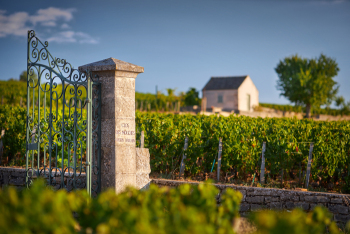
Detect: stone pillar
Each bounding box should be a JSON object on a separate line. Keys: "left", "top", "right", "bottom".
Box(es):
{"left": 79, "top": 58, "right": 144, "bottom": 193}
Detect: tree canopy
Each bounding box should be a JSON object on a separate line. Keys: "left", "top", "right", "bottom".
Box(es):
{"left": 184, "top": 88, "right": 200, "bottom": 106}
{"left": 19, "top": 71, "right": 38, "bottom": 83}
{"left": 275, "top": 54, "right": 339, "bottom": 118}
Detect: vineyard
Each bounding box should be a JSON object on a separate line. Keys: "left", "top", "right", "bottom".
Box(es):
{"left": 135, "top": 112, "right": 350, "bottom": 192}
{"left": 1, "top": 103, "right": 350, "bottom": 192}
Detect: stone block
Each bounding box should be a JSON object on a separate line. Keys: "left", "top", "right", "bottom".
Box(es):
{"left": 114, "top": 71, "right": 138, "bottom": 78}
{"left": 328, "top": 205, "right": 349, "bottom": 215}
{"left": 115, "top": 96, "right": 135, "bottom": 118}
{"left": 247, "top": 188, "right": 273, "bottom": 196}
{"left": 115, "top": 77, "right": 136, "bottom": 89}
{"left": 11, "top": 170, "right": 26, "bottom": 177}
{"left": 115, "top": 173, "right": 136, "bottom": 193}
{"left": 115, "top": 146, "right": 136, "bottom": 173}
{"left": 115, "top": 118, "right": 136, "bottom": 146}
{"left": 269, "top": 202, "right": 282, "bottom": 210}
{"left": 101, "top": 146, "right": 115, "bottom": 175}
{"left": 9, "top": 177, "right": 25, "bottom": 186}
{"left": 240, "top": 203, "right": 250, "bottom": 212}
{"left": 310, "top": 203, "right": 325, "bottom": 210}
{"left": 285, "top": 202, "right": 309, "bottom": 210}
{"left": 304, "top": 195, "right": 330, "bottom": 203}
{"left": 101, "top": 119, "right": 115, "bottom": 147}
{"left": 136, "top": 173, "right": 151, "bottom": 190}
{"left": 115, "top": 87, "right": 135, "bottom": 99}
{"left": 3, "top": 172, "right": 9, "bottom": 184}
{"left": 101, "top": 98, "right": 115, "bottom": 120}
{"left": 251, "top": 204, "right": 263, "bottom": 211}
{"left": 136, "top": 148, "right": 151, "bottom": 173}
{"left": 280, "top": 194, "right": 299, "bottom": 202}
{"left": 331, "top": 198, "right": 343, "bottom": 204}
{"left": 246, "top": 196, "right": 264, "bottom": 204}
{"left": 295, "top": 202, "right": 310, "bottom": 211}
{"left": 101, "top": 172, "right": 115, "bottom": 190}
{"left": 334, "top": 214, "right": 350, "bottom": 223}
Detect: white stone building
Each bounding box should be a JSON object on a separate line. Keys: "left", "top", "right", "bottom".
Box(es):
{"left": 202, "top": 76, "right": 259, "bottom": 112}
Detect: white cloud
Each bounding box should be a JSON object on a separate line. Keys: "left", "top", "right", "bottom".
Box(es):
{"left": 0, "top": 11, "right": 30, "bottom": 37}
{"left": 61, "top": 23, "right": 70, "bottom": 29}
{"left": 0, "top": 7, "right": 98, "bottom": 44}
{"left": 47, "top": 31, "right": 99, "bottom": 44}
{"left": 30, "top": 7, "right": 75, "bottom": 26}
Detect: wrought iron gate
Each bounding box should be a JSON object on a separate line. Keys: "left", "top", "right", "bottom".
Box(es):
{"left": 25, "top": 30, "right": 101, "bottom": 196}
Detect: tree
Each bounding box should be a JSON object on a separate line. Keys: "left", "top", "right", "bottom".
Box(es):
{"left": 275, "top": 54, "right": 339, "bottom": 118}
{"left": 184, "top": 88, "right": 200, "bottom": 106}
{"left": 19, "top": 71, "right": 38, "bottom": 83}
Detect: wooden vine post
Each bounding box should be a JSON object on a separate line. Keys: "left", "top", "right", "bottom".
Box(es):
{"left": 260, "top": 142, "right": 266, "bottom": 184}
{"left": 305, "top": 142, "right": 314, "bottom": 189}
{"left": 217, "top": 138, "right": 222, "bottom": 182}
{"left": 0, "top": 130, "right": 5, "bottom": 165}
{"left": 179, "top": 136, "right": 189, "bottom": 178}
{"left": 140, "top": 131, "right": 144, "bottom": 148}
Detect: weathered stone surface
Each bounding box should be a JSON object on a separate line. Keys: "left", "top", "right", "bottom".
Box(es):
{"left": 265, "top": 196, "right": 280, "bottom": 202}
{"left": 79, "top": 58, "right": 144, "bottom": 193}
{"left": 294, "top": 202, "right": 310, "bottom": 210}
{"left": 328, "top": 205, "right": 349, "bottom": 215}
{"left": 280, "top": 194, "right": 299, "bottom": 202}
{"left": 246, "top": 196, "right": 264, "bottom": 204}
{"left": 136, "top": 148, "right": 151, "bottom": 173}
{"left": 269, "top": 202, "right": 282, "bottom": 210}
{"left": 247, "top": 188, "right": 273, "bottom": 196}
{"left": 304, "top": 195, "right": 329, "bottom": 203}
{"left": 115, "top": 146, "right": 136, "bottom": 173}
{"left": 331, "top": 198, "right": 343, "bottom": 204}
{"left": 136, "top": 173, "right": 150, "bottom": 190}
{"left": 334, "top": 214, "right": 350, "bottom": 223}
{"left": 136, "top": 148, "right": 151, "bottom": 190}
{"left": 9, "top": 177, "right": 25, "bottom": 186}
{"left": 251, "top": 204, "right": 263, "bottom": 211}
{"left": 240, "top": 203, "right": 250, "bottom": 212}
{"left": 285, "top": 202, "right": 309, "bottom": 210}
{"left": 3, "top": 172, "right": 9, "bottom": 184}
{"left": 78, "top": 58, "right": 144, "bottom": 73}
{"left": 115, "top": 173, "right": 137, "bottom": 193}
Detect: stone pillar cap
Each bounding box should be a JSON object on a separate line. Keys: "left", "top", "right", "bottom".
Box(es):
{"left": 78, "top": 57, "right": 144, "bottom": 73}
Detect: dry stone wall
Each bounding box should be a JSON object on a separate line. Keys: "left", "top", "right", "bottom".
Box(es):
{"left": 2, "top": 167, "right": 349, "bottom": 224}
{"left": 151, "top": 179, "right": 350, "bottom": 224}
{"left": 0, "top": 167, "right": 86, "bottom": 190}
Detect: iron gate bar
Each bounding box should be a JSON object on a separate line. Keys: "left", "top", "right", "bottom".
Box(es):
{"left": 25, "top": 30, "right": 101, "bottom": 196}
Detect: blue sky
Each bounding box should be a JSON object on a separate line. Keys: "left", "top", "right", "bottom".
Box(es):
{"left": 0, "top": 0, "right": 349, "bottom": 104}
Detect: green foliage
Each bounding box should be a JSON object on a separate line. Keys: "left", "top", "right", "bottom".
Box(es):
{"left": 0, "top": 105, "right": 26, "bottom": 164}
{"left": 0, "top": 179, "right": 79, "bottom": 234}
{"left": 0, "top": 104, "right": 87, "bottom": 168}
{"left": 275, "top": 54, "right": 340, "bottom": 117}
{"left": 184, "top": 87, "right": 201, "bottom": 106}
{"left": 135, "top": 90, "right": 183, "bottom": 112}
{"left": 0, "top": 80, "right": 27, "bottom": 106}
{"left": 249, "top": 207, "right": 341, "bottom": 234}
{"left": 136, "top": 112, "right": 350, "bottom": 189}
{"left": 0, "top": 179, "right": 242, "bottom": 234}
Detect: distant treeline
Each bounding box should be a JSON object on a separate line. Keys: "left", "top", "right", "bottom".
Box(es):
{"left": 259, "top": 103, "right": 350, "bottom": 117}
{"left": 1, "top": 80, "right": 348, "bottom": 116}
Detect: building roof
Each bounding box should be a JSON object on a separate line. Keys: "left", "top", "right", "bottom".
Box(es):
{"left": 202, "top": 76, "right": 248, "bottom": 91}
